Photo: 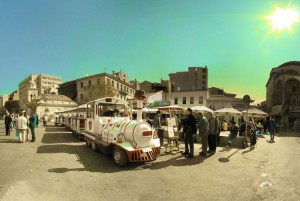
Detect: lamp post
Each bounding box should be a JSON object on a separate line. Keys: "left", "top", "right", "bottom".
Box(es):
{"left": 243, "top": 95, "right": 251, "bottom": 147}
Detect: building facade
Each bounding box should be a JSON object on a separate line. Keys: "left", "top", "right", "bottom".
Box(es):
{"left": 58, "top": 80, "right": 77, "bottom": 102}
{"left": 169, "top": 66, "right": 208, "bottom": 91}
{"left": 19, "top": 74, "right": 62, "bottom": 109}
{"left": 0, "top": 94, "right": 9, "bottom": 107}
{"left": 35, "top": 94, "right": 77, "bottom": 121}
{"left": 266, "top": 61, "right": 300, "bottom": 128}
{"left": 75, "top": 71, "right": 136, "bottom": 105}
{"left": 207, "top": 87, "right": 246, "bottom": 111}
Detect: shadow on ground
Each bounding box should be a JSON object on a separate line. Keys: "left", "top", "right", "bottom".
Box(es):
{"left": 37, "top": 144, "right": 148, "bottom": 173}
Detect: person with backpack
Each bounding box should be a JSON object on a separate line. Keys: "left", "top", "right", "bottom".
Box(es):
{"left": 268, "top": 118, "right": 277, "bottom": 143}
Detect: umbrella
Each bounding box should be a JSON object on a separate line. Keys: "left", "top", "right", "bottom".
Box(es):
{"left": 241, "top": 108, "right": 268, "bottom": 118}
{"left": 190, "top": 105, "right": 214, "bottom": 113}
{"left": 214, "top": 107, "right": 241, "bottom": 116}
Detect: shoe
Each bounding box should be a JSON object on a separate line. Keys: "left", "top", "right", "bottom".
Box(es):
{"left": 208, "top": 150, "right": 215, "bottom": 154}
{"left": 30, "top": 140, "right": 35, "bottom": 142}
{"left": 181, "top": 151, "right": 189, "bottom": 155}
{"left": 199, "top": 152, "right": 207, "bottom": 156}
{"left": 26, "top": 139, "right": 30, "bottom": 141}
{"left": 185, "top": 154, "right": 194, "bottom": 158}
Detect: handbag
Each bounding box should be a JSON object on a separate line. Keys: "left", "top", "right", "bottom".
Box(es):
{"left": 16, "top": 129, "right": 19, "bottom": 137}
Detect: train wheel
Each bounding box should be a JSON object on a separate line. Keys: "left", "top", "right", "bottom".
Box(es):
{"left": 113, "top": 147, "right": 128, "bottom": 167}
{"left": 91, "top": 143, "right": 97, "bottom": 151}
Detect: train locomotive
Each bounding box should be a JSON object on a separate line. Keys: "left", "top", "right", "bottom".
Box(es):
{"left": 83, "top": 90, "right": 160, "bottom": 166}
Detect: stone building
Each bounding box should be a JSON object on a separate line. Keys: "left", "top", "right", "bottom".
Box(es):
{"left": 0, "top": 94, "right": 9, "bottom": 107}
{"left": 59, "top": 71, "right": 136, "bottom": 105}
{"left": 266, "top": 61, "right": 300, "bottom": 128}
{"left": 207, "top": 87, "right": 246, "bottom": 111}
{"left": 19, "top": 74, "right": 62, "bottom": 109}
{"left": 35, "top": 94, "right": 77, "bottom": 121}
{"left": 169, "top": 66, "right": 208, "bottom": 91}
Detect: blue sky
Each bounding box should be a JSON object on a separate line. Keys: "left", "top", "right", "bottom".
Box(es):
{"left": 0, "top": 0, "right": 299, "bottom": 103}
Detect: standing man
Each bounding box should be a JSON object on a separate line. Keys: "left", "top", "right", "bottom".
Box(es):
{"left": 16, "top": 112, "right": 28, "bottom": 143}
{"left": 4, "top": 112, "right": 13, "bottom": 136}
{"left": 181, "top": 108, "right": 197, "bottom": 158}
{"left": 207, "top": 112, "right": 219, "bottom": 154}
{"left": 153, "top": 111, "right": 164, "bottom": 148}
{"left": 29, "top": 112, "right": 38, "bottom": 142}
{"left": 198, "top": 112, "right": 209, "bottom": 156}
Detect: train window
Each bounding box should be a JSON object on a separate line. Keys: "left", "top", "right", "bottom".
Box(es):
{"left": 87, "top": 103, "right": 94, "bottom": 118}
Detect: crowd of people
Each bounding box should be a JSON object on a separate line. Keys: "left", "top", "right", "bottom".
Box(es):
{"left": 152, "top": 108, "right": 278, "bottom": 159}
{"left": 3, "top": 111, "right": 44, "bottom": 143}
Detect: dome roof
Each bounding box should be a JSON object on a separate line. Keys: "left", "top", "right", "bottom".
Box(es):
{"left": 278, "top": 61, "right": 300, "bottom": 68}
{"left": 29, "top": 80, "right": 35, "bottom": 84}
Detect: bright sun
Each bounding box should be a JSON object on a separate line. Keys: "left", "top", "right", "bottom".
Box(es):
{"left": 266, "top": 7, "right": 299, "bottom": 31}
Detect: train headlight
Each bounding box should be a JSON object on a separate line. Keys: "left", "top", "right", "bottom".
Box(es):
{"left": 117, "top": 133, "right": 124, "bottom": 143}
{"left": 143, "top": 131, "right": 152, "bottom": 137}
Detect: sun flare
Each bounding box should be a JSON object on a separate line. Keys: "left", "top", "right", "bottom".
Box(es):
{"left": 266, "top": 7, "right": 299, "bottom": 31}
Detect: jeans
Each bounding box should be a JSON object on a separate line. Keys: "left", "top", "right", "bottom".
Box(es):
{"left": 30, "top": 127, "right": 36, "bottom": 141}
{"left": 184, "top": 133, "right": 194, "bottom": 156}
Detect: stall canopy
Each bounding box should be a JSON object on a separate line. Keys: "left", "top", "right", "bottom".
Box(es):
{"left": 214, "top": 107, "right": 241, "bottom": 116}
{"left": 241, "top": 108, "right": 268, "bottom": 118}
{"left": 190, "top": 105, "right": 214, "bottom": 113}
{"left": 158, "top": 105, "right": 185, "bottom": 111}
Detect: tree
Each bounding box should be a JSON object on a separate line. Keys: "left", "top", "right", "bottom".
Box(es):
{"left": 23, "top": 98, "right": 41, "bottom": 114}
{"left": 4, "top": 100, "right": 21, "bottom": 114}
{"left": 84, "top": 81, "right": 116, "bottom": 103}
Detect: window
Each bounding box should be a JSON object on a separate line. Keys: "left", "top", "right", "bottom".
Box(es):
{"left": 97, "top": 79, "right": 100, "bottom": 84}
{"left": 190, "top": 97, "right": 194, "bottom": 104}
{"left": 174, "top": 97, "right": 178, "bottom": 104}
{"left": 80, "top": 94, "right": 83, "bottom": 101}
{"left": 80, "top": 82, "right": 83, "bottom": 88}
{"left": 182, "top": 97, "right": 186, "bottom": 104}
{"left": 117, "top": 83, "right": 119, "bottom": 89}
{"left": 88, "top": 80, "right": 91, "bottom": 87}
{"left": 199, "top": 96, "right": 203, "bottom": 104}
{"left": 292, "top": 98, "right": 297, "bottom": 106}
{"left": 112, "top": 81, "right": 114, "bottom": 87}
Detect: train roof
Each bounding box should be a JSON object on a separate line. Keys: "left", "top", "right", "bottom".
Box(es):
{"left": 87, "top": 97, "right": 129, "bottom": 106}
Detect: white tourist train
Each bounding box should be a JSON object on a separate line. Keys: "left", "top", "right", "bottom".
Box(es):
{"left": 55, "top": 90, "right": 161, "bottom": 166}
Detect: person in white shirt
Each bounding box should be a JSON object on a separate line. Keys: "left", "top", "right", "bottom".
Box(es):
{"left": 16, "top": 112, "right": 28, "bottom": 143}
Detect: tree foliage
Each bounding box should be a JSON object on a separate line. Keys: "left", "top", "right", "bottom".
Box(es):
{"left": 23, "top": 98, "right": 41, "bottom": 114}
{"left": 84, "top": 81, "right": 116, "bottom": 103}
{"left": 4, "top": 100, "right": 21, "bottom": 114}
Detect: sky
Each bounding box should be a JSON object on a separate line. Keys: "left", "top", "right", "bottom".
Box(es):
{"left": 0, "top": 0, "right": 299, "bottom": 104}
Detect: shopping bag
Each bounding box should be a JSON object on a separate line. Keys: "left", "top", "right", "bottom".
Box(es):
{"left": 16, "top": 130, "right": 19, "bottom": 137}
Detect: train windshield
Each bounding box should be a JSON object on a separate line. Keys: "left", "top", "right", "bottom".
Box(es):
{"left": 98, "top": 104, "right": 126, "bottom": 117}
